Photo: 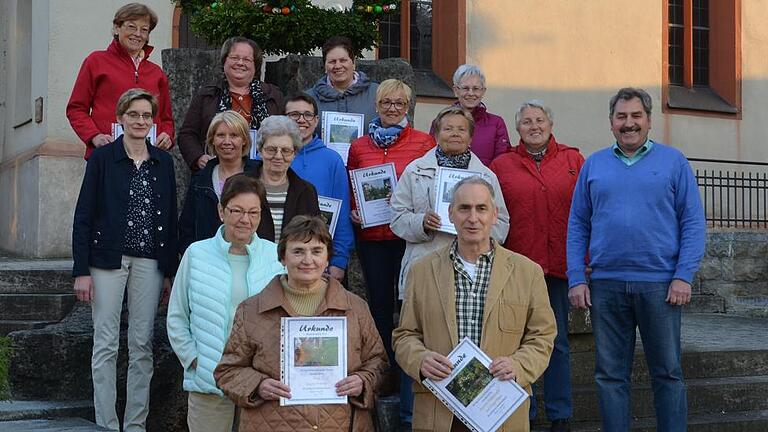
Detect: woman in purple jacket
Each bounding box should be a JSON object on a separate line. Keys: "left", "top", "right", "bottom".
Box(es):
{"left": 430, "top": 64, "right": 511, "bottom": 166}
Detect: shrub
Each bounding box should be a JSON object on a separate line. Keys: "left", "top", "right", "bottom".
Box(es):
{"left": 0, "top": 336, "right": 11, "bottom": 400}
{"left": 174, "top": 0, "right": 401, "bottom": 56}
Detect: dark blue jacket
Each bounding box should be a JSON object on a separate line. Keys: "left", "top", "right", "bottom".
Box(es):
{"left": 72, "top": 137, "right": 178, "bottom": 277}
{"left": 177, "top": 157, "right": 259, "bottom": 255}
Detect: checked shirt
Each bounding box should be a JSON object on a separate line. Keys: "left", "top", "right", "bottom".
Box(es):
{"left": 450, "top": 239, "right": 495, "bottom": 346}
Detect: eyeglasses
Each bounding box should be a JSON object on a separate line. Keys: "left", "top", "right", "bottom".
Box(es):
{"left": 455, "top": 86, "right": 486, "bottom": 94}
{"left": 226, "top": 207, "right": 261, "bottom": 219}
{"left": 122, "top": 23, "right": 150, "bottom": 36}
{"left": 227, "top": 55, "right": 254, "bottom": 64}
{"left": 286, "top": 111, "right": 317, "bottom": 121}
{"left": 378, "top": 100, "right": 407, "bottom": 110}
{"left": 124, "top": 111, "right": 153, "bottom": 121}
{"left": 262, "top": 146, "right": 295, "bottom": 158}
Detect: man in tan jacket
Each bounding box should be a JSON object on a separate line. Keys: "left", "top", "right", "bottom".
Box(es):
{"left": 393, "top": 176, "right": 556, "bottom": 432}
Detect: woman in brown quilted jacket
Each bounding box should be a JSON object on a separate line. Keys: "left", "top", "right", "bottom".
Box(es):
{"left": 214, "top": 216, "right": 389, "bottom": 431}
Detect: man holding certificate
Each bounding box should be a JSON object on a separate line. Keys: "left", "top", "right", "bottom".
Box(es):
{"left": 214, "top": 216, "right": 388, "bottom": 432}
{"left": 393, "top": 177, "right": 556, "bottom": 432}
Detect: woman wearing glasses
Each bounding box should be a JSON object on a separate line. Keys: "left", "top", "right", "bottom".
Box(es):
{"left": 178, "top": 36, "right": 284, "bottom": 171}
{"left": 178, "top": 111, "right": 259, "bottom": 255}
{"left": 430, "top": 64, "right": 511, "bottom": 166}
{"left": 251, "top": 115, "right": 321, "bottom": 242}
{"left": 72, "top": 89, "right": 178, "bottom": 431}
{"left": 66, "top": 3, "right": 175, "bottom": 159}
{"left": 347, "top": 79, "right": 435, "bottom": 426}
{"left": 168, "top": 174, "right": 284, "bottom": 432}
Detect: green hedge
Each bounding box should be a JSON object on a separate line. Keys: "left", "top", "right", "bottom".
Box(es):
{"left": 0, "top": 336, "right": 10, "bottom": 400}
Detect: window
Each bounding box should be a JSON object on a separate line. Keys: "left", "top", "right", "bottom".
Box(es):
{"left": 664, "top": 0, "right": 741, "bottom": 115}
{"left": 378, "top": 0, "right": 465, "bottom": 98}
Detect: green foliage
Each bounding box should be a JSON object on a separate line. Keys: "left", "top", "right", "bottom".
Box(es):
{"left": 0, "top": 336, "right": 11, "bottom": 400}
{"left": 175, "top": 0, "right": 400, "bottom": 56}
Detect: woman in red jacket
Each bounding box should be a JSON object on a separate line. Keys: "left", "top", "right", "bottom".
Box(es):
{"left": 346, "top": 79, "right": 434, "bottom": 407}
{"left": 66, "top": 3, "right": 174, "bottom": 159}
{"left": 489, "top": 100, "right": 584, "bottom": 432}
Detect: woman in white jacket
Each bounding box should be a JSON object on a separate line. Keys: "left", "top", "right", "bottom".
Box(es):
{"left": 167, "top": 173, "right": 283, "bottom": 432}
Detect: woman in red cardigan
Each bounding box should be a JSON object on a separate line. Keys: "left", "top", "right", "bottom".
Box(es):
{"left": 490, "top": 100, "right": 585, "bottom": 432}
{"left": 346, "top": 80, "right": 434, "bottom": 417}
{"left": 66, "top": 3, "right": 174, "bottom": 159}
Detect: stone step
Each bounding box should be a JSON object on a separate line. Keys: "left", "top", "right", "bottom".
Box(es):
{"left": 0, "top": 293, "right": 76, "bottom": 321}
{"left": 0, "top": 320, "right": 56, "bottom": 336}
{"left": 0, "top": 418, "right": 108, "bottom": 431}
{"left": 688, "top": 293, "right": 726, "bottom": 313}
{"left": 532, "top": 409, "right": 768, "bottom": 431}
{"left": 0, "top": 260, "right": 72, "bottom": 295}
{"left": 533, "top": 375, "right": 768, "bottom": 423}
{"left": 0, "top": 400, "right": 94, "bottom": 422}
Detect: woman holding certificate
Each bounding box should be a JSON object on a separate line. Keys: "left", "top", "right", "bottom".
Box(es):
{"left": 66, "top": 3, "right": 175, "bottom": 159}
{"left": 214, "top": 216, "right": 388, "bottom": 432}
{"left": 178, "top": 110, "right": 259, "bottom": 255}
{"left": 346, "top": 79, "right": 435, "bottom": 381}
{"left": 168, "top": 173, "right": 284, "bottom": 432}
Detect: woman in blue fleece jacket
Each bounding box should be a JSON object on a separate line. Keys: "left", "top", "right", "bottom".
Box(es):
{"left": 285, "top": 93, "right": 354, "bottom": 281}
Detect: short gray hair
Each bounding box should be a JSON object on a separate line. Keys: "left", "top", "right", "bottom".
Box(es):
{"left": 255, "top": 115, "right": 302, "bottom": 151}
{"left": 452, "top": 64, "right": 486, "bottom": 87}
{"left": 609, "top": 87, "right": 653, "bottom": 117}
{"left": 451, "top": 175, "right": 495, "bottom": 204}
{"left": 514, "top": 100, "right": 554, "bottom": 127}
{"left": 434, "top": 106, "right": 475, "bottom": 137}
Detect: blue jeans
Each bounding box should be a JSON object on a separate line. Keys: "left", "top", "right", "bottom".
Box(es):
{"left": 590, "top": 279, "right": 686, "bottom": 432}
{"left": 530, "top": 276, "right": 573, "bottom": 421}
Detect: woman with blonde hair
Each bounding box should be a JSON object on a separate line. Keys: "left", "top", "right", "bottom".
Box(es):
{"left": 179, "top": 110, "right": 258, "bottom": 254}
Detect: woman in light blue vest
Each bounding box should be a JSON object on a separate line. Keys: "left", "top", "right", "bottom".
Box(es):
{"left": 167, "top": 173, "right": 283, "bottom": 432}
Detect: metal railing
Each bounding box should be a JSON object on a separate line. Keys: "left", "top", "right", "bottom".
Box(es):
{"left": 689, "top": 158, "right": 768, "bottom": 228}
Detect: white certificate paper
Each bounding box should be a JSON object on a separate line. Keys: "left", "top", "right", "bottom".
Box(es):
{"left": 112, "top": 123, "right": 157, "bottom": 146}
{"left": 434, "top": 167, "right": 485, "bottom": 235}
{"left": 350, "top": 163, "right": 398, "bottom": 228}
{"left": 280, "top": 316, "right": 348, "bottom": 406}
{"left": 423, "top": 338, "right": 528, "bottom": 432}
{"left": 249, "top": 129, "right": 259, "bottom": 159}
{"left": 322, "top": 111, "right": 364, "bottom": 165}
{"left": 318, "top": 196, "right": 342, "bottom": 237}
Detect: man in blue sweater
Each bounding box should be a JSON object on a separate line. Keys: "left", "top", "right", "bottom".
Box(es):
{"left": 285, "top": 93, "right": 354, "bottom": 281}
{"left": 566, "top": 87, "right": 705, "bottom": 432}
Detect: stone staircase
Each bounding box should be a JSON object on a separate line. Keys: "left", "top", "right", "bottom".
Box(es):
{"left": 532, "top": 313, "right": 768, "bottom": 431}
{"left": 0, "top": 258, "right": 75, "bottom": 336}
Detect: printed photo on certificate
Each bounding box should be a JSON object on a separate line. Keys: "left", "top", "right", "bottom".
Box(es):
{"left": 322, "top": 111, "right": 364, "bottom": 165}
{"left": 318, "top": 196, "right": 342, "bottom": 237}
{"left": 280, "top": 317, "right": 348, "bottom": 406}
{"left": 112, "top": 123, "right": 157, "bottom": 146}
{"left": 434, "top": 168, "right": 486, "bottom": 235}
{"left": 350, "top": 163, "right": 398, "bottom": 229}
{"left": 423, "top": 338, "right": 528, "bottom": 432}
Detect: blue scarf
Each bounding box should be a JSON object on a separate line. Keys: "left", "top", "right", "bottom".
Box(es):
{"left": 368, "top": 117, "right": 407, "bottom": 149}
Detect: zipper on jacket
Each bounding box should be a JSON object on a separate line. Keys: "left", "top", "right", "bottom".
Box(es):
{"left": 134, "top": 69, "right": 139, "bottom": 83}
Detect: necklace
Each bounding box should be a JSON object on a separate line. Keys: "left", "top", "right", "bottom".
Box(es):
{"left": 124, "top": 143, "right": 147, "bottom": 168}
{"left": 526, "top": 146, "right": 547, "bottom": 162}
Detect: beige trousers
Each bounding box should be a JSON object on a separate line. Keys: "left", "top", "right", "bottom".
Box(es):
{"left": 187, "top": 392, "right": 236, "bottom": 432}
{"left": 90, "top": 255, "right": 163, "bottom": 432}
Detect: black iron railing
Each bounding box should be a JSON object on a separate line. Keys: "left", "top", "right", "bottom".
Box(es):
{"left": 689, "top": 158, "right": 768, "bottom": 228}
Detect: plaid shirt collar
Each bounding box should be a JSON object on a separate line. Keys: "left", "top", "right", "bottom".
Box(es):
{"left": 450, "top": 239, "right": 496, "bottom": 346}
{"left": 449, "top": 239, "right": 496, "bottom": 271}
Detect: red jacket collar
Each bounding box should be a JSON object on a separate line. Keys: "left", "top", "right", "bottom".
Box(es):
{"left": 514, "top": 134, "right": 559, "bottom": 159}
{"left": 107, "top": 38, "right": 154, "bottom": 62}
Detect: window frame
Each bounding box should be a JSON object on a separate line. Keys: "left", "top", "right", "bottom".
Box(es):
{"left": 662, "top": 0, "right": 742, "bottom": 118}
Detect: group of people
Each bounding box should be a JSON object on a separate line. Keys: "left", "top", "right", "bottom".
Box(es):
{"left": 67, "top": 3, "right": 706, "bottom": 432}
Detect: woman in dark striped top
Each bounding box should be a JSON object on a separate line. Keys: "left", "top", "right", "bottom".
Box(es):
{"left": 250, "top": 115, "right": 320, "bottom": 242}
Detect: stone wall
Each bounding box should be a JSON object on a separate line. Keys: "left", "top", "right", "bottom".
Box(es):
{"left": 694, "top": 230, "right": 768, "bottom": 318}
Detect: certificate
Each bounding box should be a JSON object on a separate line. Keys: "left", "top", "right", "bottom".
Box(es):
{"left": 249, "top": 129, "right": 259, "bottom": 159}
{"left": 322, "top": 111, "right": 364, "bottom": 165}
{"left": 112, "top": 123, "right": 157, "bottom": 146}
{"left": 422, "top": 338, "right": 528, "bottom": 432}
{"left": 350, "top": 163, "right": 398, "bottom": 228}
{"left": 318, "top": 196, "right": 342, "bottom": 237}
{"left": 434, "top": 167, "right": 486, "bottom": 235}
{"left": 280, "top": 316, "right": 348, "bottom": 406}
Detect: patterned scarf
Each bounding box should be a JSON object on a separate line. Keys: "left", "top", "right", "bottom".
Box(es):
{"left": 218, "top": 79, "right": 270, "bottom": 129}
{"left": 368, "top": 116, "right": 407, "bottom": 149}
{"left": 436, "top": 145, "right": 471, "bottom": 169}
